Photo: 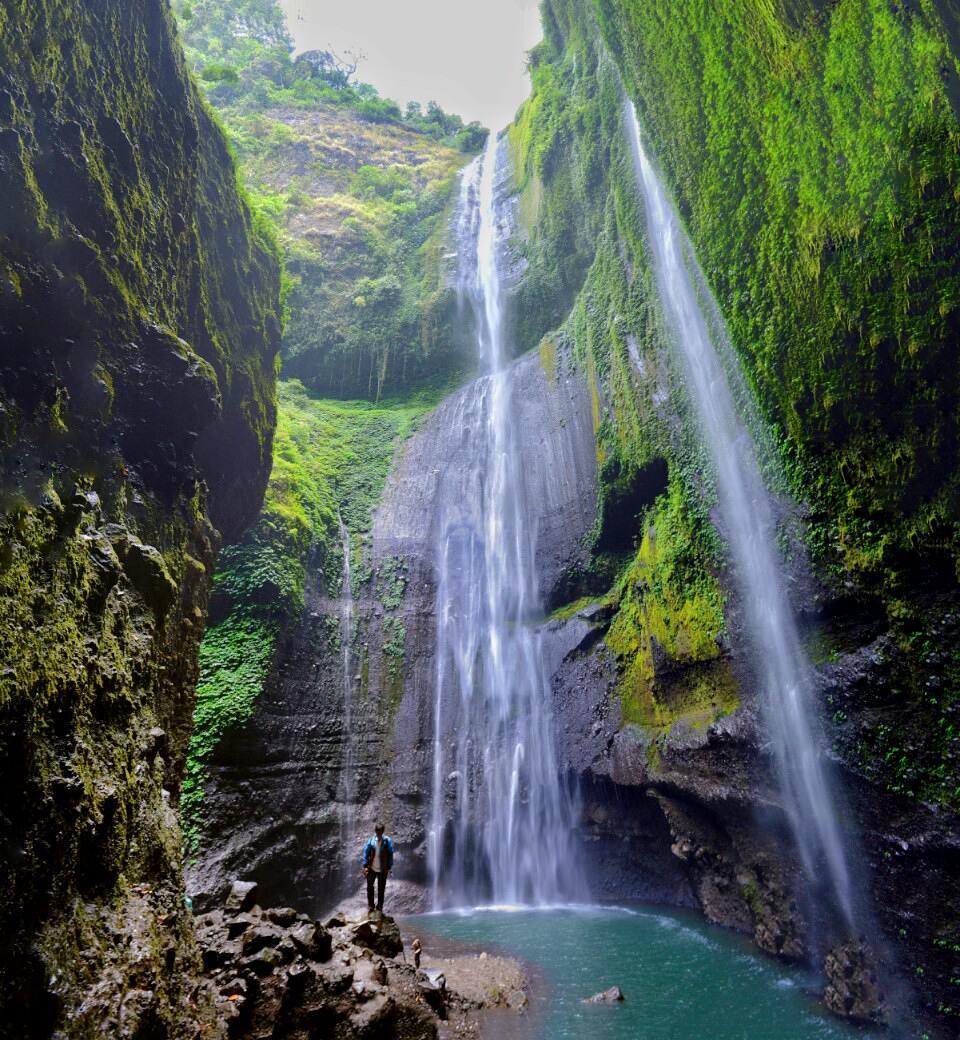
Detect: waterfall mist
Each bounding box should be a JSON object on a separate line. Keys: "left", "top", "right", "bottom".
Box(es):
{"left": 624, "top": 103, "right": 856, "bottom": 927}
{"left": 426, "top": 133, "right": 583, "bottom": 908}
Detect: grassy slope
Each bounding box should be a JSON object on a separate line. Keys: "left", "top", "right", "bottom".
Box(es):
{"left": 174, "top": 0, "right": 480, "bottom": 400}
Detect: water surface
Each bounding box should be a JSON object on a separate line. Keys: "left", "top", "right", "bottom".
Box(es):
{"left": 413, "top": 906, "right": 871, "bottom": 1040}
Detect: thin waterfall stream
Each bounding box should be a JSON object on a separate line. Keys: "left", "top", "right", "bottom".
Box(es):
{"left": 624, "top": 102, "right": 855, "bottom": 926}
{"left": 426, "top": 132, "right": 582, "bottom": 908}
{"left": 335, "top": 515, "right": 359, "bottom": 873}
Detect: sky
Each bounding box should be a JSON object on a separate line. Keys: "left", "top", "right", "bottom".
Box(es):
{"left": 278, "top": 0, "right": 543, "bottom": 131}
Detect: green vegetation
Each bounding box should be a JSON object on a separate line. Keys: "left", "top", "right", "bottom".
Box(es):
{"left": 510, "top": 6, "right": 735, "bottom": 741}
{"left": 606, "top": 479, "right": 736, "bottom": 731}
{"left": 174, "top": 0, "right": 485, "bottom": 841}
{"left": 183, "top": 380, "right": 436, "bottom": 846}
{"left": 174, "top": 0, "right": 484, "bottom": 145}
{"left": 512, "top": 0, "right": 960, "bottom": 804}
{"left": 596, "top": 0, "right": 960, "bottom": 594}
{"left": 173, "top": 0, "right": 485, "bottom": 398}
{"left": 0, "top": 0, "right": 282, "bottom": 1029}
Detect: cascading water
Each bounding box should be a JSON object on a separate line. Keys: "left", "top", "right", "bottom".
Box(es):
{"left": 624, "top": 103, "right": 855, "bottom": 926}
{"left": 335, "top": 516, "right": 359, "bottom": 866}
{"left": 426, "top": 132, "right": 582, "bottom": 908}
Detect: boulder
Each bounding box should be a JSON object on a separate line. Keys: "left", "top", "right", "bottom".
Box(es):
{"left": 823, "top": 941, "right": 886, "bottom": 1025}
{"left": 265, "top": 906, "right": 298, "bottom": 927}
{"left": 348, "top": 914, "right": 403, "bottom": 958}
{"left": 241, "top": 924, "right": 282, "bottom": 956}
{"left": 225, "top": 880, "right": 259, "bottom": 914}
{"left": 290, "top": 921, "right": 332, "bottom": 962}
{"left": 416, "top": 970, "right": 447, "bottom": 1018}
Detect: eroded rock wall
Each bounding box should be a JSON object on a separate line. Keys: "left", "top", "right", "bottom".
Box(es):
{"left": 0, "top": 2, "right": 282, "bottom": 1034}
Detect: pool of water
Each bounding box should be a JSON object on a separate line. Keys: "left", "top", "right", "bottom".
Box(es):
{"left": 410, "top": 905, "right": 874, "bottom": 1040}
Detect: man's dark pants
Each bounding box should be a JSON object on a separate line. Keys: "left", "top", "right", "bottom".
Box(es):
{"left": 366, "top": 870, "right": 386, "bottom": 911}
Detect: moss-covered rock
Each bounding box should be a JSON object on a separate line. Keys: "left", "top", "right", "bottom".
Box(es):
{"left": 510, "top": 1, "right": 960, "bottom": 1032}
{"left": 172, "top": 0, "right": 481, "bottom": 401}
{"left": 0, "top": 0, "right": 282, "bottom": 1033}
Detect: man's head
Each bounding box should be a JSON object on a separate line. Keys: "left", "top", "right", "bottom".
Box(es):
{"left": 375, "top": 822, "right": 385, "bottom": 837}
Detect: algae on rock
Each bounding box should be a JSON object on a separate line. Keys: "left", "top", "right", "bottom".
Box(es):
{"left": 0, "top": 0, "right": 282, "bottom": 1033}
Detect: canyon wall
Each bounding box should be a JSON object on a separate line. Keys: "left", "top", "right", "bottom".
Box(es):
{"left": 181, "top": 0, "right": 960, "bottom": 1034}
{"left": 506, "top": 0, "right": 960, "bottom": 1032}
{"left": 0, "top": 1, "right": 282, "bottom": 1034}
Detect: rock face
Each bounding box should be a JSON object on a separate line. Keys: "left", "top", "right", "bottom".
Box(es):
{"left": 188, "top": 341, "right": 598, "bottom": 912}
{"left": 0, "top": 2, "right": 282, "bottom": 1034}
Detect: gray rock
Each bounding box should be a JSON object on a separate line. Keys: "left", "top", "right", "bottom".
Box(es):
{"left": 241, "top": 924, "right": 282, "bottom": 956}
{"left": 583, "top": 985, "right": 625, "bottom": 1004}
{"left": 225, "top": 880, "right": 258, "bottom": 914}
{"left": 417, "top": 969, "right": 447, "bottom": 1017}
{"left": 348, "top": 915, "right": 403, "bottom": 958}
{"left": 265, "top": 906, "right": 298, "bottom": 926}
{"left": 290, "top": 921, "right": 332, "bottom": 962}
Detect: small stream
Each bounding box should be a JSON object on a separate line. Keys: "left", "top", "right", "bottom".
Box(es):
{"left": 412, "top": 907, "right": 874, "bottom": 1040}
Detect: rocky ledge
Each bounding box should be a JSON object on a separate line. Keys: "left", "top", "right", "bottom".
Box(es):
{"left": 194, "top": 881, "right": 528, "bottom": 1039}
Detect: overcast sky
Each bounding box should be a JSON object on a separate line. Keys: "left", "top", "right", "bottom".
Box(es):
{"left": 278, "top": 0, "right": 543, "bottom": 131}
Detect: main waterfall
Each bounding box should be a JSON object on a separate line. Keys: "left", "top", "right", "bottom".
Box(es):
{"left": 624, "top": 104, "right": 855, "bottom": 925}
{"left": 426, "top": 133, "right": 582, "bottom": 907}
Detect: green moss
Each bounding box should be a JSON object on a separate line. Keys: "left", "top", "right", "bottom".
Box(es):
{"left": 605, "top": 480, "right": 736, "bottom": 732}
{"left": 596, "top": 0, "right": 960, "bottom": 593}
{"left": 538, "top": 336, "right": 559, "bottom": 383}
{"left": 184, "top": 378, "right": 437, "bottom": 846}
{"left": 0, "top": 0, "right": 280, "bottom": 1024}
{"left": 549, "top": 594, "right": 608, "bottom": 622}
{"left": 377, "top": 556, "right": 408, "bottom": 612}
{"left": 181, "top": 613, "right": 278, "bottom": 848}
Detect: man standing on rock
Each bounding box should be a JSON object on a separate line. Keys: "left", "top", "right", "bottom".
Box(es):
{"left": 362, "top": 822, "right": 394, "bottom": 914}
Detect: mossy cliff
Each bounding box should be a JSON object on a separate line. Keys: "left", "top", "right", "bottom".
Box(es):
{"left": 174, "top": 0, "right": 481, "bottom": 400}
{"left": 507, "top": 0, "right": 960, "bottom": 1031}
{"left": 510, "top": 2, "right": 739, "bottom": 747}
{"left": 173, "top": 0, "right": 475, "bottom": 894}
{"left": 0, "top": 1, "right": 282, "bottom": 1035}
{"left": 182, "top": 379, "right": 437, "bottom": 870}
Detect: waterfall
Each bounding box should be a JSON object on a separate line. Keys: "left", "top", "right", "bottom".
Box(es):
{"left": 335, "top": 516, "right": 359, "bottom": 865}
{"left": 624, "top": 103, "right": 854, "bottom": 925}
{"left": 427, "top": 133, "right": 581, "bottom": 908}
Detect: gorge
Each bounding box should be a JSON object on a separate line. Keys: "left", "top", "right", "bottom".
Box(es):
{"left": 2, "top": 0, "right": 960, "bottom": 1037}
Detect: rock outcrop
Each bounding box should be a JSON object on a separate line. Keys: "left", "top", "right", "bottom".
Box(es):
{"left": 0, "top": 2, "right": 282, "bottom": 1034}
{"left": 194, "top": 886, "right": 527, "bottom": 1038}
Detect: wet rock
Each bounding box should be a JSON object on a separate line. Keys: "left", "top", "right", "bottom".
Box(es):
{"left": 417, "top": 969, "right": 447, "bottom": 1017}
{"left": 823, "top": 941, "right": 886, "bottom": 1025}
{"left": 349, "top": 914, "right": 403, "bottom": 958}
{"left": 225, "top": 880, "right": 259, "bottom": 914}
{"left": 244, "top": 945, "right": 284, "bottom": 976}
{"left": 265, "top": 906, "right": 298, "bottom": 927}
{"left": 583, "top": 985, "right": 625, "bottom": 1004}
{"left": 241, "top": 924, "right": 282, "bottom": 956}
{"left": 348, "top": 992, "right": 394, "bottom": 1033}
{"left": 290, "top": 921, "right": 332, "bottom": 961}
